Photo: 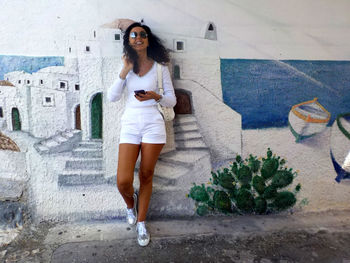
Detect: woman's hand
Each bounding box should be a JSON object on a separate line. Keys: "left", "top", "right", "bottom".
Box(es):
{"left": 119, "top": 55, "right": 133, "bottom": 79}
{"left": 134, "top": 91, "right": 161, "bottom": 102}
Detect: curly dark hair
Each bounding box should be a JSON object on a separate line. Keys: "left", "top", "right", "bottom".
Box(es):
{"left": 123, "top": 22, "right": 170, "bottom": 74}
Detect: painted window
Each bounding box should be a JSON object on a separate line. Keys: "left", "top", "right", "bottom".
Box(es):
{"left": 0, "top": 107, "right": 3, "bottom": 118}
{"left": 115, "top": 34, "right": 120, "bottom": 41}
{"left": 42, "top": 94, "right": 55, "bottom": 107}
{"left": 59, "top": 81, "right": 68, "bottom": 90}
{"left": 177, "top": 41, "right": 184, "bottom": 50}
{"left": 204, "top": 22, "right": 217, "bottom": 40}
{"left": 86, "top": 46, "right": 90, "bottom": 52}
{"left": 75, "top": 84, "right": 80, "bottom": 91}
{"left": 174, "top": 40, "right": 185, "bottom": 52}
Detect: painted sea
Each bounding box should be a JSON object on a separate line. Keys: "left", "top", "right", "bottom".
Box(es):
{"left": 0, "top": 55, "right": 64, "bottom": 80}
{"left": 221, "top": 59, "right": 350, "bottom": 129}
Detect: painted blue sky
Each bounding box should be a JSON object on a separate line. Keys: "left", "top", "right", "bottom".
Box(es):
{"left": 221, "top": 59, "right": 350, "bottom": 129}
{"left": 0, "top": 55, "right": 64, "bottom": 80}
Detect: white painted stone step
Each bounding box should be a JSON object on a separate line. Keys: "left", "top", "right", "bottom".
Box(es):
{"left": 78, "top": 141, "right": 102, "bottom": 149}
{"left": 53, "top": 136, "right": 68, "bottom": 143}
{"left": 174, "top": 115, "right": 197, "bottom": 125}
{"left": 176, "top": 138, "right": 207, "bottom": 149}
{"left": 174, "top": 123, "right": 199, "bottom": 133}
{"left": 154, "top": 161, "right": 190, "bottom": 186}
{"left": 148, "top": 188, "right": 195, "bottom": 217}
{"left": 60, "top": 170, "right": 105, "bottom": 176}
{"left": 134, "top": 161, "right": 190, "bottom": 186}
{"left": 175, "top": 130, "right": 203, "bottom": 141}
{"left": 38, "top": 184, "right": 124, "bottom": 221}
{"left": 43, "top": 139, "right": 60, "bottom": 147}
{"left": 58, "top": 172, "right": 107, "bottom": 187}
{"left": 159, "top": 149, "right": 210, "bottom": 164}
{"left": 60, "top": 131, "right": 75, "bottom": 138}
{"left": 35, "top": 144, "right": 49, "bottom": 152}
{"left": 65, "top": 158, "right": 103, "bottom": 170}
{"left": 38, "top": 183, "right": 195, "bottom": 221}
{"left": 72, "top": 148, "right": 103, "bottom": 158}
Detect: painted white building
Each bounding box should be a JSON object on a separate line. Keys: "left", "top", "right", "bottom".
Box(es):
{"left": 3, "top": 62, "right": 80, "bottom": 138}
{"left": 70, "top": 24, "right": 242, "bottom": 178}
{"left": 0, "top": 76, "right": 29, "bottom": 132}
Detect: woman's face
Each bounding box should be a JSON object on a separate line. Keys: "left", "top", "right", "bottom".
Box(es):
{"left": 129, "top": 26, "right": 149, "bottom": 52}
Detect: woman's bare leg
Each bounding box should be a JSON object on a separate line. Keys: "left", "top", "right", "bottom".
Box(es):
{"left": 137, "top": 143, "right": 164, "bottom": 222}
{"left": 117, "top": 143, "right": 140, "bottom": 209}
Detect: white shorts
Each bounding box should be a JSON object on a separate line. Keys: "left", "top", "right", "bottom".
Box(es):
{"left": 119, "top": 106, "right": 166, "bottom": 144}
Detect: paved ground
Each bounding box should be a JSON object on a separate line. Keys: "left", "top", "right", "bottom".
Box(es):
{"left": 1, "top": 210, "right": 350, "bottom": 262}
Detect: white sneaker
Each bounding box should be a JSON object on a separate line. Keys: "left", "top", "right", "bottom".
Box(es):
{"left": 136, "top": 221, "right": 150, "bottom": 246}
{"left": 126, "top": 192, "right": 138, "bottom": 225}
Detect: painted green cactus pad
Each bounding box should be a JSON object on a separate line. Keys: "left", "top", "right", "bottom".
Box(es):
{"left": 188, "top": 148, "right": 301, "bottom": 216}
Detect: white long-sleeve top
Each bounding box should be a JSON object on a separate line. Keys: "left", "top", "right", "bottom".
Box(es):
{"left": 107, "top": 62, "right": 176, "bottom": 109}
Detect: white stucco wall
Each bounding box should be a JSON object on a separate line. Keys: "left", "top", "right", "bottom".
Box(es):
{"left": 0, "top": 151, "right": 27, "bottom": 181}
{"left": 0, "top": 0, "right": 349, "bottom": 221}
{"left": 0, "top": 0, "right": 349, "bottom": 60}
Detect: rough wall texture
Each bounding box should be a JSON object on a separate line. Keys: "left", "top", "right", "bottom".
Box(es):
{"left": 0, "top": 0, "right": 349, "bottom": 223}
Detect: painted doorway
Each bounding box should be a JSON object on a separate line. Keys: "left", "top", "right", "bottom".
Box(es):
{"left": 91, "top": 93, "right": 102, "bottom": 139}
{"left": 75, "top": 105, "right": 81, "bottom": 130}
{"left": 174, "top": 89, "right": 192, "bottom": 114}
{"left": 174, "top": 65, "right": 180, "bottom": 79}
{"left": 11, "top": 108, "right": 21, "bottom": 131}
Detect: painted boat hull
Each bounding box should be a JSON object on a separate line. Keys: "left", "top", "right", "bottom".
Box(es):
{"left": 330, "top": 113, "right": 350, "bottom": 182}
{"left": 288, "top": 99, "right": 330, "bottom": 142}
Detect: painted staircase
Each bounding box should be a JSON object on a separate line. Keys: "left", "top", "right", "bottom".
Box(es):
{"left": 34, "top": 129, "right": 81, "bottom": 154}
{"left": 41, "top": 114, "right": 211, "bottom": 221}
{"left": 57, "top": 140, "right": 112, "bottom": 187}
{"left": 147, "top": 114, "right": 212, "bottom": 217}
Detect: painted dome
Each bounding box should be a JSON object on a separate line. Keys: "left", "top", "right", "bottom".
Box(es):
{"left": 0, "top": 132, "right": 20, "bottom": 152}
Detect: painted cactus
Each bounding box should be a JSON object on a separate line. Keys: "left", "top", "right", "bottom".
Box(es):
{"left": 188, "top": 148, "right": 301, "bottom": 215}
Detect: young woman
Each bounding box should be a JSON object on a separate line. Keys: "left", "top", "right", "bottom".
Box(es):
{"left": 107, "top": 22, "right": 176, "bottom": 246}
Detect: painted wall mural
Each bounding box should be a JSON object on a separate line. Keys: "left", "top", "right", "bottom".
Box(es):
{"left": 0, "top": 16, "right": 349, "bottom": 228}
{"left": 0, "top": 56, "right": 80, "bottom": 138}
{"left": 0, "top": 20, "right": 234, "bottom": 223}
{"left": 0, "top": 55, "right": 64, "bottom": 80}
{"left": 221, "top": 59, "right": 350, "bottom": 182}
{"left": 221, "top": 59, "right": 350, "bottom": 129}
{"left": 0, "top": 132, "right": 20, "bottom": 151}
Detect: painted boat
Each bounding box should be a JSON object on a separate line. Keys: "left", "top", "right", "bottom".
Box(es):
{"left": 288, "top": 98, "right": 331, "bottom": 142}
{"left": 330, "top": 113, "right": 350, "bottom": 182}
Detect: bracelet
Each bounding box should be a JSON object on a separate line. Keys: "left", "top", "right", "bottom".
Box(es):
{"left": 156, "top": 95, "right": 163, "bottom": 103}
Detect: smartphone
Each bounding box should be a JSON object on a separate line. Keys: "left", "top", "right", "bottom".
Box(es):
{"left": 134, "top": 89, "right": 146, "bottom": 95}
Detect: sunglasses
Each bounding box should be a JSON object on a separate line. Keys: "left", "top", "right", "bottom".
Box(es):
{"left": 130, "top": 31, "right": 148, "bottom": 39}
